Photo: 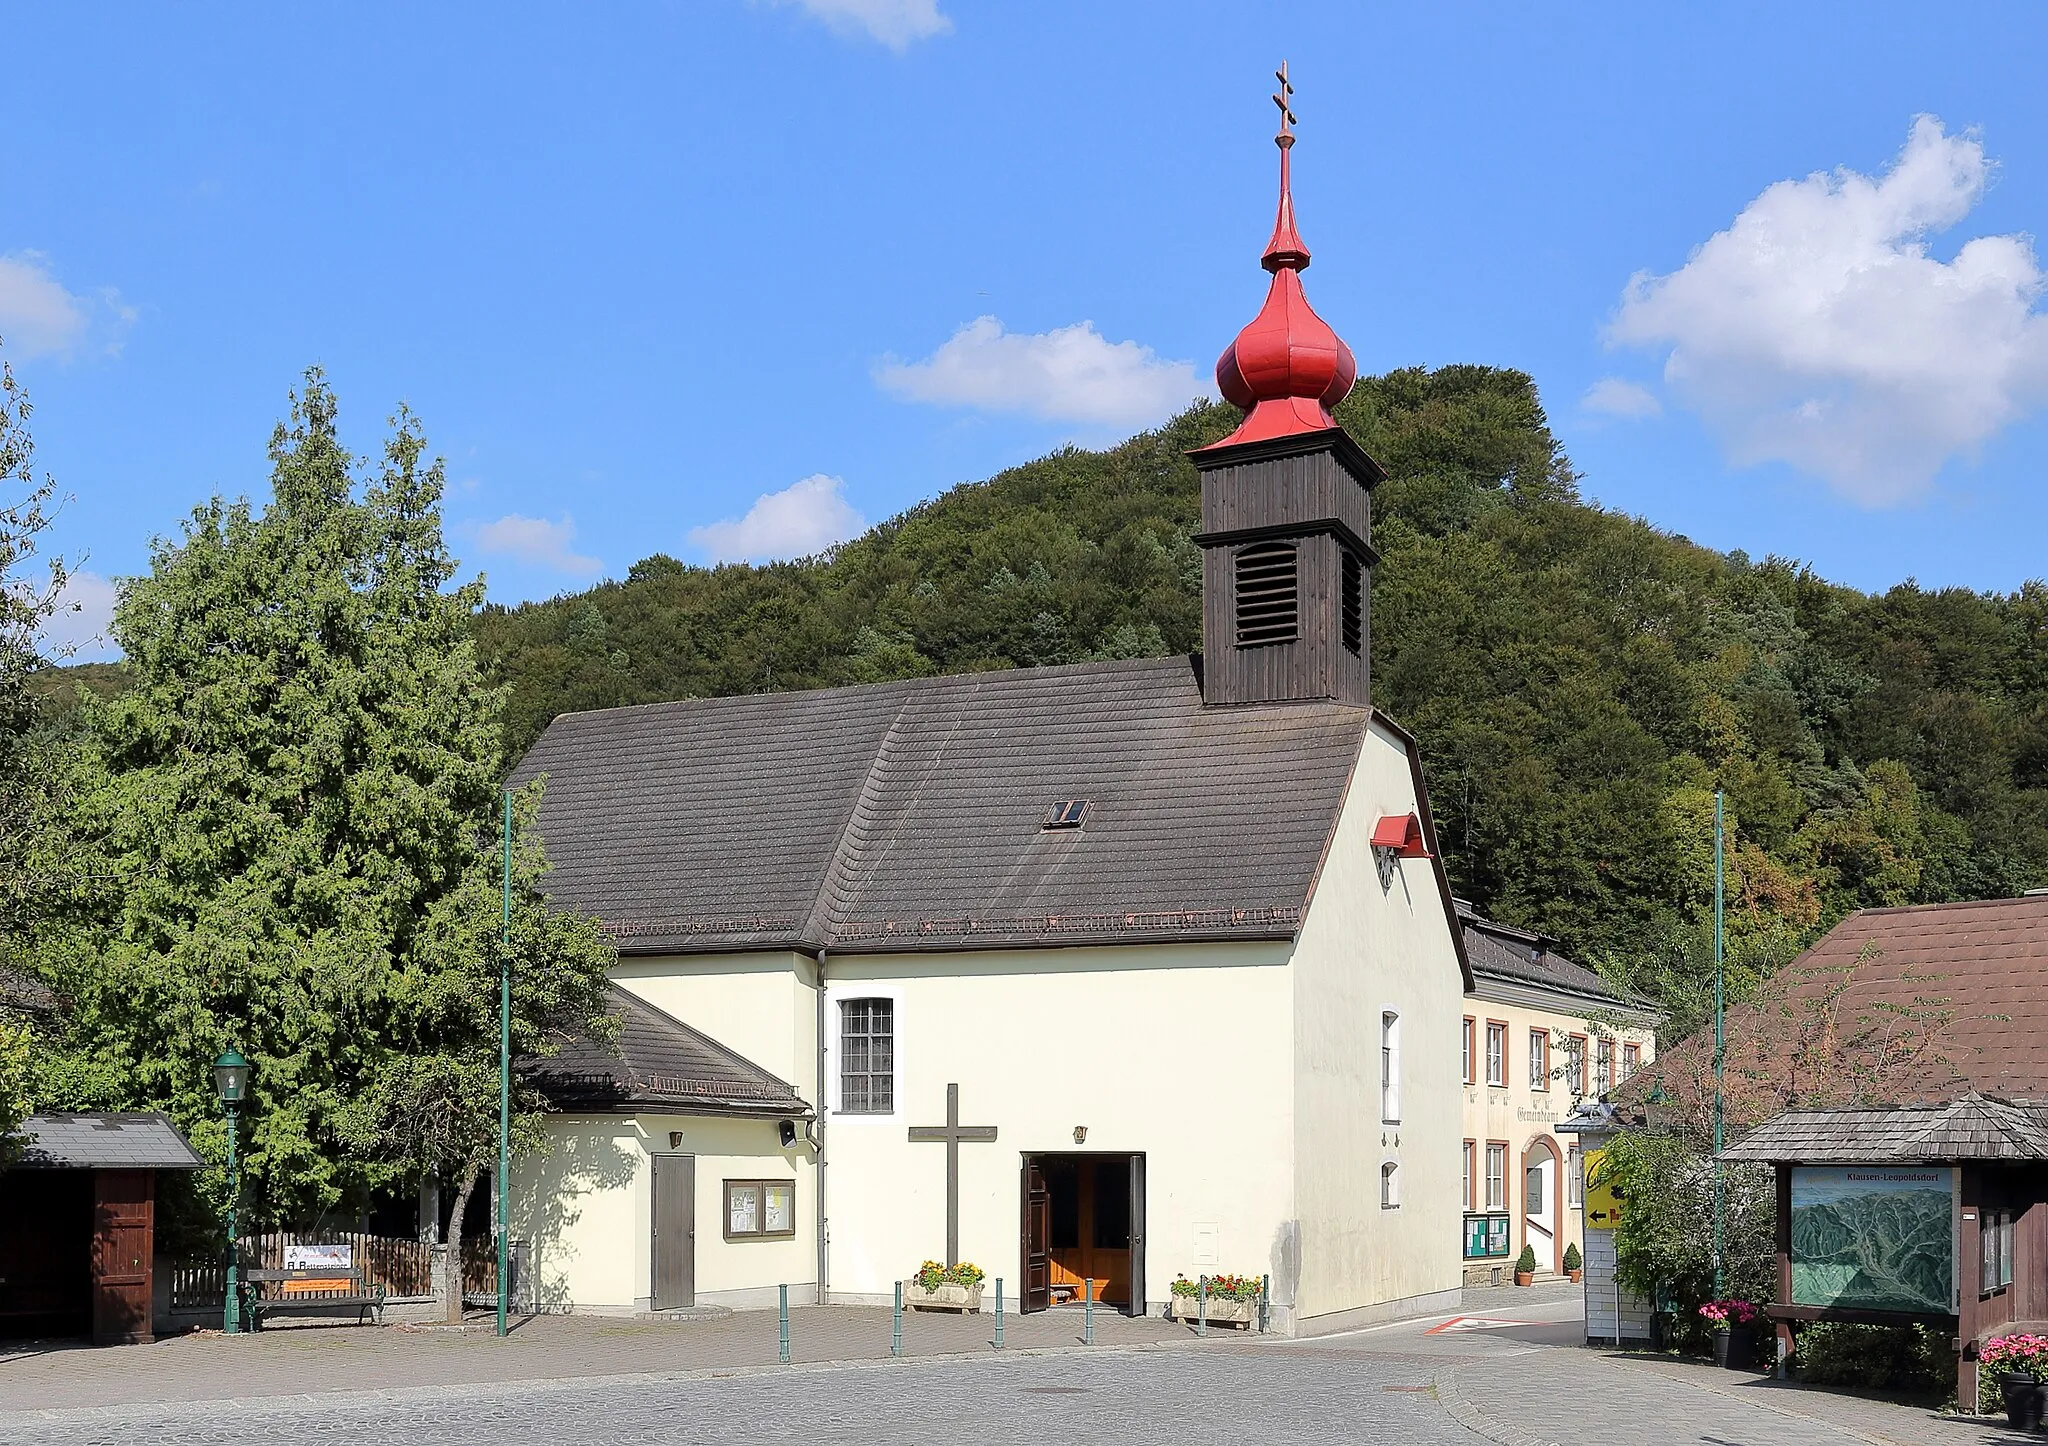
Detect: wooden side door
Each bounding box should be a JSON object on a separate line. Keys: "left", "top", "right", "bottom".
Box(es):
{"left": 91, "top": 1169, "right": 154, "bottom": 1345}
{"left": 1021, "top": 1157, "right": 1049, "bottom": 1312}
{"left": 651, "top": 1154, "right": 695, "bottom": 1311}
{"left": 1128, "top": 1153, "right": 1146, "bottom": 1318}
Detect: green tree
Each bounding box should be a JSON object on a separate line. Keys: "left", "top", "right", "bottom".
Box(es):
{"left": 34, "top": 371, "right": 615, "bottom": 1237}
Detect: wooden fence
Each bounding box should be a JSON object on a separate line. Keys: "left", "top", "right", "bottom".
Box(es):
{"left": 168, "top": 1230, "right": 438, "bottom": 1311}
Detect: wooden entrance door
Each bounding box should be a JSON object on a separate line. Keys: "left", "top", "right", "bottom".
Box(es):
{"left": 91, "top": 1170, "right": 154, "bottom": 1345}
{"left": 1043, "top": 1156, "right": 1132, "bottom": 1307}
{"left": 651, "top": 1154, "right": 695, "bottom": 1311}
{"left": 1021, "top": 1159, "right": 1050, "bottom": 1312}
{"left": 1128, "top": 1154, "right": 1146, "bottom": 1317}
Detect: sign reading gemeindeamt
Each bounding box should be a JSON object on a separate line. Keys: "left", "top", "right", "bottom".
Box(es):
{"left": 1789, "top": 1167, "right": 1955, "bottom": 1315}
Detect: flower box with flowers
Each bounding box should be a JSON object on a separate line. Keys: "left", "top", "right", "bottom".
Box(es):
{"left": 1168, "top": 1274, "right": 1262, "bottom": 1328}
{"left": 1697, "top": 1299, "right": 1761, "bottom": 1370}
{"left": 904, "top": 1261, "right": 985, "bottom": 1313}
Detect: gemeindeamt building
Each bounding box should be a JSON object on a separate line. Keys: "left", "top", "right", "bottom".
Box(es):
{"left": 508, "top": 103, "right": 1476, "bottom": 1336}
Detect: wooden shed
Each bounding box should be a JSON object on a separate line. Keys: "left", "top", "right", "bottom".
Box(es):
{"left": 0, "top": 1113, "right": 205, "bottom": 1345}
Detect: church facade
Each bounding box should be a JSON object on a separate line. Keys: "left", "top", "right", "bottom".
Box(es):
{"left": 508, "top": 97, "right": 1475, "bottom": 1336}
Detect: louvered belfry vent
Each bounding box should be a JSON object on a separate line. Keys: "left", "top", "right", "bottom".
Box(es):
{"left": 1234, "top": 541, "right": 1299, "bottom": 646}
{"left": 1341, "top": 547, "right": 1363, "bottom": 655}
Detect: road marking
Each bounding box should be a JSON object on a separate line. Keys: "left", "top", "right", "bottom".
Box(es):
{"left": 1422, "top": 1316, "right": 1535, "bottom": 1335}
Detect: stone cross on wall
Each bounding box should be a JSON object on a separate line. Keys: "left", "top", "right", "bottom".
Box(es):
{"left": 907, "top": 1082, "right": 998, "bottom": 1267}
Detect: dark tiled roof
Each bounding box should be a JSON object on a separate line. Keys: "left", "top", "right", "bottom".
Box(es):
{"left": 525, "top": 985, "right": 810, "bottom": 1117}
{"left": 1721, "top": 1094, "right": 2048, "bottom": 1163}
{"left": 512, "top": 656, "right": 1381, "bottom": 954}
{"left": 0, "top": 963, "right": 57, "bottom": 1015}
{"left": 1458, "top": 904, "right": 1639, "bottom": 1010}
{"left": 12, "top": 1112, "right": 205, "bottom": 1169}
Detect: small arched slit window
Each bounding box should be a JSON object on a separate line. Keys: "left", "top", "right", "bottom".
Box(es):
{"left": 1380, "top": 1160, "right": 1401, "bottom": 1209}
{"left": 1234, "top": 541, "right": 1298, "bottom": 646}
{"left": 1380, "top": 1010, "right": 1402, "bottom": 1123}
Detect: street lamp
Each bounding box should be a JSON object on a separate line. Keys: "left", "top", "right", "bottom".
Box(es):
{"left": 213, "top": 1049, "right": 250, "bottom": 1335}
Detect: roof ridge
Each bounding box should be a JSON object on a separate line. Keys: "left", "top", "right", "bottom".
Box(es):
{"left": 803, "top": 687, "right": 928, "bottom": 946}
{"left": 1843, "top": 895, "right": 2048, "bottom": 920}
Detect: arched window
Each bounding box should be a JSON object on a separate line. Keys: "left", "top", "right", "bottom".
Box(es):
{"left": 1234, "top": 541, "right": 1298, "bottom": 646}
{"left": 1380, "top": 1160, "right": 1401, "bottom": 1209}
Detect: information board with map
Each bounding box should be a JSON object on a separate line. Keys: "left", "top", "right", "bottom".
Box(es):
{"left": 1789, "top": 1167, "right": 1955, "bottom": 1315}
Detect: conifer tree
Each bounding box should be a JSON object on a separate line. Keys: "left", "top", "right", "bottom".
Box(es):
{"left": 39, "top": 373, "right": 614, "bottom": 1263}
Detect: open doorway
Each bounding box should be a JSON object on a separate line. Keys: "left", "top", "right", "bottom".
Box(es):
{"left": 1523, "top": 1138, "right": 1558, "bottom": 1273}
{"left": 1021, "top": 1153, "right": 1145, "bottom": 1315}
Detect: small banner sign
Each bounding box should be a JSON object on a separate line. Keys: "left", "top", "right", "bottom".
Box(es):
{"left": 283, "top": 1242, "right": 353, "bottom": 1271}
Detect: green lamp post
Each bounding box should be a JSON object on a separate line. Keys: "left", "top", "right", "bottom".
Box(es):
{"left": 213, "top": 1049, "right": 251, "bottom": 1335}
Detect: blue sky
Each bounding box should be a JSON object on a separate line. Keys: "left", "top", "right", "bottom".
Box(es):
{"left": 9, "top": 2, "right": 2048, "bottom": 658}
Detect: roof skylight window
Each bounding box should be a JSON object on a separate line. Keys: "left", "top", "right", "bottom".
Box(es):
{"left": 1042, "top": 800, "right": 1090, "bottom": 830}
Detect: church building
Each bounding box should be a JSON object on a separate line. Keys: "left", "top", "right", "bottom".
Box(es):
{"left": 509, "top": 87, "right": 1474, "bottom": 1336}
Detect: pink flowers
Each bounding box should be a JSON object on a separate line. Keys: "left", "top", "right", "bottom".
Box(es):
{"left": 1982, "top": 1333, "right": 2048, "bottom": 1376}
{"left": 1698, "top": 1299, "right": 1761, "bottom": 1328}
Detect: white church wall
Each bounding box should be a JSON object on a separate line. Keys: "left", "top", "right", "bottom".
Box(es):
{"left": 514, "top": 1113, "right": 817, "bottom": 1313}
{"left": 612, "top": 950, "right": 820, "bottom": 1100}
{"left": 819, "top": 942, "right": 1295, "bottom": 1312}
{"left": 1286, "top": 718, "right": 1466, "bottom": 1333}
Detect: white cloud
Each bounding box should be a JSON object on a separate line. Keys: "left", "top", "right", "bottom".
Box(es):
{"left": 40, "top": 570, "right": 120, "bottom": 661}
{"left": 779, "top": 0, "right": 951, "bottom": 49}
{"left": 473, "top": 514, "right": 604, "bottom": 577}
{"left": 1609, "top": 116, "right": 2048, "bottom": 505}
{"left": 687, "top": 474, "right": 866, "bottom": 565}
{"left": 0, "top": 253, "right": 135, "bottom": 361}
{"left": 877, "top": 315, "right": 1206, "bottom": 428}
{"left": 1581, "top": 377, "right": 1663, "bottom": 420}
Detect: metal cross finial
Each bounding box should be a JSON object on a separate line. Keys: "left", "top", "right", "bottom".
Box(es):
{"left": 1272, "top": 61, "right": 1296, "bottom": 146}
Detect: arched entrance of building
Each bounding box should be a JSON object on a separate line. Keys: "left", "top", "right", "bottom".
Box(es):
{"left": 1522, "top": 1138, "right": 1559, "bottom": 1274}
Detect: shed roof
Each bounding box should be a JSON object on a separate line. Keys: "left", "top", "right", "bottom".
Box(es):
{"left": 11, "top": 1112, "right": 205, "bottom": 1170}
{"left": 512, "top": 654, "right": 1461, "bottom": 961}
{"left": 0, "top": 963, "right": 57, "bottom": 1016}
{"left": 524, "top": 985, "right": 810, "bottom": 1117}
{"left": 1720, "top": 1093, "right": 2048, "bottom": 1164}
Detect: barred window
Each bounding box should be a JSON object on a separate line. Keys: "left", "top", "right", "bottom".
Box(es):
{"left": 839, "top": 998, "right": 894, "bottom": 1114}
{"left": 1234, "top": 541, "right": 1298, "bottom": 646}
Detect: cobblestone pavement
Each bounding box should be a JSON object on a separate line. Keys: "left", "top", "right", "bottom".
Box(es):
{"left": 2, "top": 1339, "right": 1473, "bottom": 1446}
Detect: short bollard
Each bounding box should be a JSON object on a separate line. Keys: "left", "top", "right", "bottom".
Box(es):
{"left": 1259, "top": 1273, "right": 1270, "bottom": 1334}
{"left": 1084, "top": 1276, "right": 1095, "bottom": 1345}
{"left": 994, "top": 1278, "right": 1005, "bottom": 1350}
{"left": 1197, "top": 1274, "right": 1209, "bottom": 1336}
{"left": 779, "top": 1284, "right": 790, "bottom": 1364}
{"left": 892, "top": 1280, "right": 903, "bottom": 1357}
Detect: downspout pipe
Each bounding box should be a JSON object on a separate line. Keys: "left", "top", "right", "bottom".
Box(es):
{"left": 815, "top": 947, "right": 828, "bottom": 1306}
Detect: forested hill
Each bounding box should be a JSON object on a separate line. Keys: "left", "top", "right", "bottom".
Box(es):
{"left": 475, "top": 368, "right": 2034, "bottom": 1029}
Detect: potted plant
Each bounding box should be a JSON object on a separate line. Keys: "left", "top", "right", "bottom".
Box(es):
{"left": 904, "top": 1260, "right": 986, "bottom": 1313}
{"left": 1980, "top": 1333, "right": 2048, "bottom": 1429}
{"left": 1562, "top": 1242, "right": 1582, "bottom": 1283}
{"left": 1513, "top": 1244, "right": 1537, "bottom": 1286}
{"left": 1169, "top": 1273, "right": 1262, "bottom": 1327}
{"left": 1698, "top": 1299, "right": 1760, "bottom": 1370}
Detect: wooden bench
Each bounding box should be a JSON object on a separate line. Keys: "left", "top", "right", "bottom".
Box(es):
{"left": 241, "top": 1267, "right": 386, "bottom": 1329}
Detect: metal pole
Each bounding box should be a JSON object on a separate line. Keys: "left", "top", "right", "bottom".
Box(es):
{"left": 891, "top": 1280, "right": 903, "bottom": 1357}
{"left": 994, "top": 1278, "right": 1004, "bottom": 1349}
{"left": 498, "top": 788, "right": 512, "bottom": 1338}
{"left": 223, "top": 1102, "right": 240, "bottom": 1335}
{"left": 780, "top": 1283, "right": 791, "bottom": 1364}
{"left": 1259, "top": 1273, "right": 1270, "bottom": 1334}
{"left": 1713, "top": 789, "right": 1726, "bottom": 1299}
{"left": 1084, "top": 1276, "right": 1094, "bottom": 1345}
{"left": 1197, "top": 1275, "right": 1208, "bottom": 1336}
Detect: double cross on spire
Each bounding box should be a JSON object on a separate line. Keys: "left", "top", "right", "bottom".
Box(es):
{"left": 1272, "top": 60, "right": 1296, "bottom": 148}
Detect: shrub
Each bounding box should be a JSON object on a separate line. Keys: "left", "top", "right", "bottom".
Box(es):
{"left": 1796, "top": 1322, "right": 1951, "bottom": 1396}
{"left": 1562, "top": 1242, "right": 1582, "bottom": 1272}
{"left": 1516, "top": 1244, "right": 1538, "bottom": 1274}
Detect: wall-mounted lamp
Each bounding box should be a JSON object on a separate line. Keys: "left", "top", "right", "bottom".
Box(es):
{"left": 668, "top": 1131, "right": 685, "bottom": 1151}
{"left": 1073, "top": 1125, "right": 1088, "bottom": 1145}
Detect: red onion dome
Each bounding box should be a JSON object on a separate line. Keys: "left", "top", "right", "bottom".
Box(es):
{"left": 1209, "top": 137, "right": 1356, "bottom": 448}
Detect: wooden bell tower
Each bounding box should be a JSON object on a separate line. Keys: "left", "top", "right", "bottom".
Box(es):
{"left": 1194, "top": 63, "right": 1384, "bottom": 708}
